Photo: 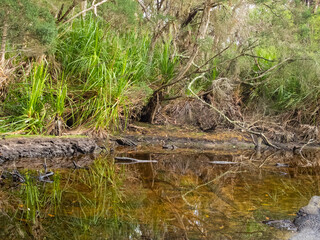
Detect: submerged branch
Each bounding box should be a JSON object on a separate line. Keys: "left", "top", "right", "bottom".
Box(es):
{"left": 114, "top": 157, "right": 158, "bottom": 163}
{"left": 182, "top": 170, "right": 238, "bottom": 207}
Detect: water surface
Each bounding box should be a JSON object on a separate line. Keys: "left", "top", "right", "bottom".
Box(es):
{"left": 1, "top": 148, "right": 320, "bottom": 239}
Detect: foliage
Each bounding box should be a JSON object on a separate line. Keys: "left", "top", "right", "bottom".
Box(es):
{"left": 56, "top": 15, "right": 154, "bottom": 130}
{"left": 1, "top": 0, "right": 320, "bottom": 133}
{"left": 0, "top": 0, "right": 57, "bottom": 53}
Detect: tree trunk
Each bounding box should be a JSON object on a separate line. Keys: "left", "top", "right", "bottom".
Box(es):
{"left": 140, "top": 0, "right": 213, "bottom": 123}
{"left": 0, "top": 17, "right": 8, "bottom": 67}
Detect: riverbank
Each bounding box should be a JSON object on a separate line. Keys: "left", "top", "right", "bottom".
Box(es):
{"left": 1, "top": 123, "right": 320, "bottom": 164}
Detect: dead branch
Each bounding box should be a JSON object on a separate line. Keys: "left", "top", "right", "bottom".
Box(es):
{"left": 114, "top": 157, "right": 158, "bottom": 163}
{"left": 137, "top": 0, "right": 154, "bottom": 23}
{"left": 242, "top": 58, "right": 293, "bottom": 85}
{"left": 181, "top": 2, "right": 221, "bottom": 28}
{"left": 56, "top": 4, "right": 64, "bottom": 21}
{"left": 56, "top": 0, "right": 77, "bottom": 23}
{"left": 243, "top": 53, "right": 276, "bottom": 62}
{"left": 63, "top": 0, "right": 109, "bottom": 24}
{"left": 188, "top": 75, "right": 281, "bottom": 149}
{"left": 299, "top": 138, "right": 315, "bottom": 165}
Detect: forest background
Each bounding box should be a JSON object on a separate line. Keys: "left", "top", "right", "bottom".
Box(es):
{"left": 0, "top": 0, "right": 319, "bottom": 143}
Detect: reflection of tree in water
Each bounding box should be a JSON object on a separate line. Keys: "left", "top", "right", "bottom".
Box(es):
{"left": 123, "top": 151, "right": 257, "bottom": 239}
{"left": 2, "top": 150, "right": 320, "bottom": 239}
{"left": 123, "top": 150, "right": 320, "bottom": 239}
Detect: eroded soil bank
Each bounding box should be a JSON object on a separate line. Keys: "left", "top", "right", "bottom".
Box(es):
{"left": 1, "top": 123, "right": 320, "bottom": 164}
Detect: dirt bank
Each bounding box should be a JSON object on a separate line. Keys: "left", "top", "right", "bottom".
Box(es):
{"left": 1, "top": 123, "right": 320, "bottom": 165}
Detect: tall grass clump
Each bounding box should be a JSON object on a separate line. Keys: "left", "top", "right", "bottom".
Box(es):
{"left": 56, "top": 15, "right": 156, "bottom": 131}
{"left": 0, "top": 63, "right": 51, "bottom": 133}
{"left": 153, "top": 38, "right": 180, "bottom": 85}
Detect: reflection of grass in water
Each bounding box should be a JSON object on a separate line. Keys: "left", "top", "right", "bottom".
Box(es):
{"left": 15, "top": 171, "right": 64, "bottom": 224}
{"left": 20, "top": 173, "right": 42, "bottom": 224}
{"left": 6, "top": 161, "right": 141, "bottom": 239}
{"left": 43, "top": 157, "right": 143, "bottom": 239}
{"left": 77, "top": 158, "right": 127, "bottom": 224}
{"left": 50, "top": 173, "right": 63, "bottom": 213}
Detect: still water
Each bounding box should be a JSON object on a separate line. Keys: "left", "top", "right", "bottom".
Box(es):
{"left": 1, "top": 148, "right": 320, "bottom": 239}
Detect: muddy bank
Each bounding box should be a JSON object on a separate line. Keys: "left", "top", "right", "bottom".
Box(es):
{"left": 0, "top": 137, "right": 99, "bottom": 164}
{"left": 122, "top": 123, "right": 320, "bottom": 151}
{"left": 1, "top": 123, "right": 320, "bottom": 164}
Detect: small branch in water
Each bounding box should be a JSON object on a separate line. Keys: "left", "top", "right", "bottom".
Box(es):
{"left": 114, "top": 157, "right": 157, "bottom": 163}
{"left": 209, "top": 161, "right": 239, "bottom": 165}
{"left": 73, "top": 161, "right": 89, "bottom": 170}
{"left": 258, "top": 152, "right": 277, "bottom": 168}
{"left": 11, "top": 170, "right": 25, "bottom": 183}
{"left": 39, "top": 172, "right": 54, "bottom": 183}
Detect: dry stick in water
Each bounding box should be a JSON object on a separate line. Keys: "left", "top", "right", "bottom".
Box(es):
{"left": 188, "top": 75, "right": 281, "bottom": 150}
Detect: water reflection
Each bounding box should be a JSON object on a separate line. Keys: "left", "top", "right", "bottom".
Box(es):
{"left": 1, "top": 148, "right": 320, "bottom": 239}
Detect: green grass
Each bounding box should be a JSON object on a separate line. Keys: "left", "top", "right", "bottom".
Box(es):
{"left": 0, "top": 14, "right": 172, "bottom": 134}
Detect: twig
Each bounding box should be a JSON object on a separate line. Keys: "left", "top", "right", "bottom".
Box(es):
{"left": 299, "top": 138, "right": 315, "bottom": 164}
{"left": 243, "top": 53, "right": 276, "bottom": 62}
{"left": 242, "top": 58, "right": 293, "bottom": 85}
{"left": 259, "top": 152, "right": 277, "bottom": 168}
{"left": 56, "top": 4, "right": 64, "bottom": 21}
{"left": 188, "top": 75, "right": 281, "bottom": 149}
{"left": 137, "top": 0, "right": 154, "bottom": 23}
{"left": 63, "top": 0, "right": 109, "bottom": 24}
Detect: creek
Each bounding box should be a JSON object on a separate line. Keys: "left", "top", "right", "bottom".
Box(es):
{"left": 1, "top": 147, "right": 320, "bottom": 239}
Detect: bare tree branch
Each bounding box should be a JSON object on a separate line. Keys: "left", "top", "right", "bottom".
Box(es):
{"left": 188, "top": 75, "right": 281, "bottom": 149}
{"left": 242, "top": 58, "right": 293, "bottom": 85}
{"left": 56, "top": 0, "right": 77, "bottom": 23}
{"left": 137, "top": 0, "right": 154, "bottom": 23}
{"left": 63, "top": 0, "right": 109, "bottom": 24}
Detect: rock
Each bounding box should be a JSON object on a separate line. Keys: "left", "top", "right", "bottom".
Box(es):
{"left": 293, "top": 196, "right": 320, "bottom": 232}
{"left": 263, "top": 219, "right": 297, "bottom": 231}
{"left": 264, "top": 196, "right": 320, "bottom": 239}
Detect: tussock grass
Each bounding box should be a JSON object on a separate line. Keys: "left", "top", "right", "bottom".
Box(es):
{"left": 0, "top": 15, "right": 180, "bottom": 134}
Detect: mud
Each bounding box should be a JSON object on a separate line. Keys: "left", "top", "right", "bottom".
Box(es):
{"left": 0, "top": 137, "right": 99, "bottom": 164}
